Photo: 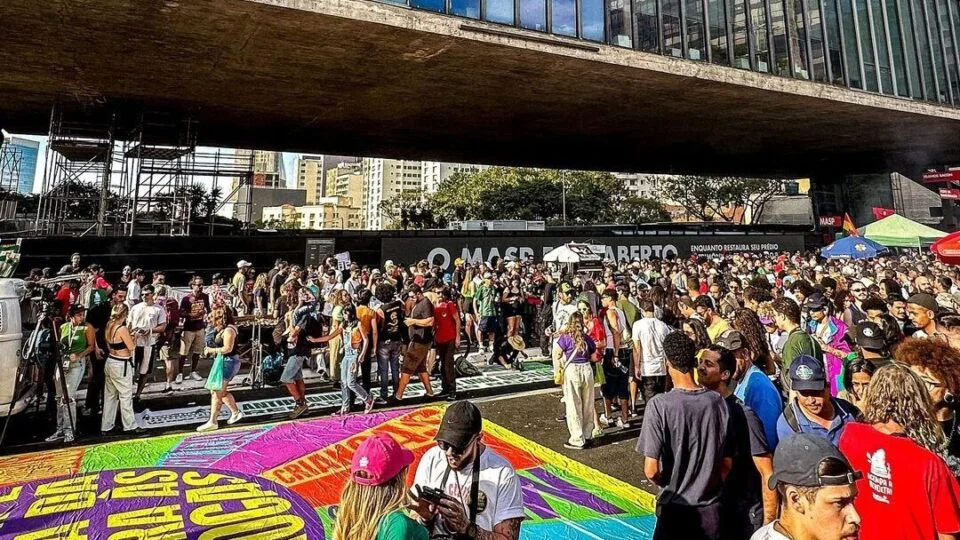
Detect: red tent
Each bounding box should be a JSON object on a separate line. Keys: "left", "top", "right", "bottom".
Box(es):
{"left": 931, "top": 231, "right": 960, "bottom": 265}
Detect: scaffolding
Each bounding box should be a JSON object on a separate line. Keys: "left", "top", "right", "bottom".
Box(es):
{"left": 35, "top": 103, "right": 255, "bottom": 236}
{"left": 0, "top": 140, "right": 23, "bottom": 193}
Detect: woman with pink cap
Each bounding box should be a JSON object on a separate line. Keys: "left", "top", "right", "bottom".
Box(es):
{"left": 333, "top": 433, "right": 427, "bottom": 540}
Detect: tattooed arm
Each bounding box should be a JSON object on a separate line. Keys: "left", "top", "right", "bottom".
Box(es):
{"left": 476, "top": 518, "right": 523, "bottom": 540}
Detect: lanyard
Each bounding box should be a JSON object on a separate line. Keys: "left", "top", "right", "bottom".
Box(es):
{"left": 436, "top": 448, "right": 482, "bottom": 536}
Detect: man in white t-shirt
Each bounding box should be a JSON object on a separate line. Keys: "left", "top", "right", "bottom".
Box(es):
{"left": 632, "top": 299, "right": 672, "bottom": 405}
{"left": 125, "top": 268, "right": 145, "bottom": 307}
{"left": 128, "top": 285, "right": 167, "bottom": 400}
{"left": 413, "top": 401, "right": 525, "bottom": 539}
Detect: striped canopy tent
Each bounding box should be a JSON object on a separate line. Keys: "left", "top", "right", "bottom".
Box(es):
{"left": 858, "top": 214, "right": 946, "bottom": 248}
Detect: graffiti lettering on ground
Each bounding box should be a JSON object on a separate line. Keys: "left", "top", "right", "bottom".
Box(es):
{"left": 0, "top": 406, "right": 657, "bottom": 539}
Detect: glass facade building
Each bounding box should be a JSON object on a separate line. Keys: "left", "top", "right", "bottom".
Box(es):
{"left": 390, "top": 0, "right": 960, "bottom": 105}
{"left": 0, "top": 137, "right": 39, "bottom": 194}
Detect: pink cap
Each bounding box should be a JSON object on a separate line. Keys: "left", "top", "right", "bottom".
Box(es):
{"left": 351, "top": 433, "right": 415, "bottom": 486}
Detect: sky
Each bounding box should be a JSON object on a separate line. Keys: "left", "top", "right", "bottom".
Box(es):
{"left": 13, "top": 134, "right": 300, "bottom": 217}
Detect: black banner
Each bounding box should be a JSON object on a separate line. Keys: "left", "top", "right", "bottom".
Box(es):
{"left": 380, "top": 234, "right": 805, "bottom": 269}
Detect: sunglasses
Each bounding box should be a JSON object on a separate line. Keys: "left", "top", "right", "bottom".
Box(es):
{"left": 851, "top": 288, "right": 866, "bottom": 293}
{"left": 438, "top": 436, "right": 476, "bottom": 455}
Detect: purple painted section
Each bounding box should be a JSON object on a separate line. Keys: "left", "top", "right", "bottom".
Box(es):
{"left": 162, "top": 427, "right": 270, "bottom": 468}
{"left": 520, "top": 466, "right": 625, "bottom": 519}
{"left": 212, "top": 408, "right": 410, "bottom": 475}
{"left": 0, "top": 467, "right": 325, "bottom": 539}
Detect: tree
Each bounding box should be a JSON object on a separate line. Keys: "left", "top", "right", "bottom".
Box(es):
{"left": 616, "top": 196, "right": 671, "bottom": 224}
{"left": 659, "top": 175, "right": 782, "bottom": 223}
{"left": 379, "top": 190, "right": 443, "bottom": 230}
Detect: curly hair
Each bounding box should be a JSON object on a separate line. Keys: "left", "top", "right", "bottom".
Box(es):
{"left": 731, "top": 308, "right": 772, "bottom": 370}
{"left": 562, "top": 312, "right": 589, "bottom": 353}
{"left": 861, "top": 363, "right": 946, "bottom": 454}
{"left": 663, "top": 331, "right": 697, "bottom": 373}
{"left": 893, "top": 338, "right": 960, "bottom": 393}
{"left": 682, "top": 318, "right": 711, "bottom": 350}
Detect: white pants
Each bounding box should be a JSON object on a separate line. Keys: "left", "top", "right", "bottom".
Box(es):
{"left": 102, "top": 357, "right": 137, "bottom": 432}
{"left": 562, "top": 362, "right": 596, "bottom": 447}
{"left": 55, "top": 358, "right": 86, "bottom": 435}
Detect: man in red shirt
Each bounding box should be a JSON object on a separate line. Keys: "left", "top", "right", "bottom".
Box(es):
{"left": 433, "top": 287, "right": 461, "bottom": 401}
{"left": 838, "top": 363, "right": 960, "bottom": 540}
{"left": 56, "top": 279, "right": 79, "bottom": 318}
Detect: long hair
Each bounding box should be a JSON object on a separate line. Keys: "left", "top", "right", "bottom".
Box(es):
{"left": 731, "top": 308, "right": 772, "bottom": 370}
{"left": 253, "top": 273, "right": 269, "bottom": 291}
{"left": 861, "top": 363, "right": 946, "bottom": 454}
{"left": 211, "top": 305, "right": 235, "bottom": 330}
{"left": 110, "top": 303, "right": 129, "bottom": 322}
{"left": 683, "top": 318, "right": 711, "bottom": 350}
{"left": 461, "top": 268, "right": 475, "bottom": 296}
{"left": 564, "top": 312, "right": 588, "bottom": 353}
{"left": 333, "top": 465, "right": 409, "bottom": 540}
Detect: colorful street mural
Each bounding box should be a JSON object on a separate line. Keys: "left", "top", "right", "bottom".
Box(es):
{"left": 0, "top": 405, "right": 657, "bottom": 539}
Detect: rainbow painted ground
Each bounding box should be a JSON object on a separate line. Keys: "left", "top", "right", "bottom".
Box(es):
{"left": 0, "top": 405, "right": 657, "bottom": 539}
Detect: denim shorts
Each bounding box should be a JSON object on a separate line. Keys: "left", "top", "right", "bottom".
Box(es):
{"left": 222, "top": 355, "right": 242, "bottom": 381}
{"left": 280, "top": 355, "right": 306, "bottom": 384}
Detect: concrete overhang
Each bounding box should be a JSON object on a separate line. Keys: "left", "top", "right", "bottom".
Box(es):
{"left": 2, "top": 0, "right": 960, "bottom": 176}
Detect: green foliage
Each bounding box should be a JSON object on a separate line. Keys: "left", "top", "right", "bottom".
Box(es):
{"left": 659, "top": 175, "right": 782, "bottom": 223}
{"left": 379, "top": 189, "right": 445, "bottom": 230}
{"left": 428, "top": 167, "right": 666, "bottom": 226}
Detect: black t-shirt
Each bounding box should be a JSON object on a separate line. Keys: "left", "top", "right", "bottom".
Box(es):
{"left": 86, "top": 301, "right": 112, "bottom": 350}
{"left": 722, "top": 394, "right": 768, "bottom": 512}
{"left": 380, "top": 300, "right": 406, "bottom": 342}
{"left": 409, "top": 298, "right": 434, "bottom": 344}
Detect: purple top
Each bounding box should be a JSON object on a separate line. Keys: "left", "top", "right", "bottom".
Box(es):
{"left": 557, "top": 334, "right": 596, "bottom": 364}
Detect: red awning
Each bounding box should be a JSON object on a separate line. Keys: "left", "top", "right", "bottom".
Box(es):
{"left": 931, "top": 231, "right": 960, "bottom": 265}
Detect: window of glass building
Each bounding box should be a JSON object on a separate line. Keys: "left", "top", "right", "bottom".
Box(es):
{"left": 791, "top": 0, "right": 811, "bottom": 78}
{"left": 770, "top": 0, "right": 791, "bottom": 75}
{"left": 899, "top": 0, "right": 923, "bottom": 97}
{"left": 884, "top": 0, "right": 910, "bottom": 95}
{"left": 945, "top": 0, "right": 960, "bottom": 103}
{"left": 686, "top": 0, "right": 706, "bottom": 59}
{"left": 608, "top": 0, "right": 633, "bottom": 45}
{"left": 732, "top": 0, "right": 752, "bottom": 68}
{"left": 926, "top": 0, "right": 951, "bottom": 102}
{"left": 451, "top": 0, "right": 481, "bottom": 17}
{"left": 708, "top": 0, "right": 730, "bottom": 63}
{"left": 635, "top": 0, "right": 662, "bottom": 51}
{"left": 823, "top": 0, "right": 844, "bottom": 83}
{"left": 854, "top": 0, "right": 879, "bottom": 91}
{"left": 663, "top": 0, "right": 684, "bottom": 56}
{"left": 411, "top": 0, "right": 446, "bottom": 12}
{"left": 808, "top": 0, "right": 829, "bottom": 81}
{"left": 867, "top": 0, "right": 893, "bottom": 93}
{"left": 520, "top": 0, "right": 547, "bottom": 30}
{"left": 913, "top": 0, "right": 939, "bottom": 99}
{"left": 487, "top": 0, "right": 516, "bottom": 24}
{"left": 840, "top": 0, "right": 863, "bottom": 88}
{"left": 552, "top": 0, "right": 578, "bottom": 36}
{"left": 751, "top": 0, "right": 772, "bottom": 70}
{"left": 583, "top": 0, "right": 606, "bottom": 40}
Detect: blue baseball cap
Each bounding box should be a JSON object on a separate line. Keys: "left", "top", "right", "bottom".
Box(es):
{"left": 789, "top": 354, "right": 826, "bottom": 391}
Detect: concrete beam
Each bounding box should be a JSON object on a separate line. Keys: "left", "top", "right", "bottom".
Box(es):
{"left": 1, "top": 0, "right": 959, "bottom": 176}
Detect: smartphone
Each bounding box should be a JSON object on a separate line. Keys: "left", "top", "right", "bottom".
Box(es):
{"left": 417, "top": 485, "right": 447, "bottom": 505}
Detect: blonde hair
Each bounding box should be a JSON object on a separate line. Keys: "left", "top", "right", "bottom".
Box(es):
{"left": 563, "top": 312, "right": 588, "bottom": 353}
{"left": 253, "top": 273, "right": 269, "bottom": 290}
{"left": 110, "top": 303, "right": 129, "bottom": 322}
{"left": 333, "top": 466, "right": 409, "bottom": 540}
{"left": 861, "top": 363, "right": 946, "bottom": 454}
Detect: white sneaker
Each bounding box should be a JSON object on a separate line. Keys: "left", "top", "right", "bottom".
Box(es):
{"left": 189, "top": 372, "right": 203, "bottom": 382}
{"left": 227, "top": 411, "right": 245, "bottom": 425}
{"left": 44, "top": 430, "right": 64, "bottom": 442}
{"left": 616, "top": 417, "right": 626, "bottom": 429}
{"left": 599, "top": 414, "right": 610, "bottom": 427}
{"left": 175, "top": 373, "right": 184, "bottom": 384}
{"left": 196, "top": 421, "right": 218, "bottom": 432}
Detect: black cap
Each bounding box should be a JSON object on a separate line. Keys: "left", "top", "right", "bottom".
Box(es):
{"left": 435, "top": 401, "right": 482, "bottom": 449}
{"left": 907, "top": 293, "right": 939, "bottom": 313}
{"left": 768, "top": 433, "right": 861, "bottom": 490}
{"left": 855, "top": 322, "right": 886, "bottom": 351}
{"left": 715, "top": 330, "right": 744, "bottom": 351}
{"left": 789, "top": 354, "right": 826, "bottom": 391}
{"left": 803, "top": 293, "right": 828, "bottom": 311}
{"left": 67, "top": 304, "right": 86, "bottom": 317}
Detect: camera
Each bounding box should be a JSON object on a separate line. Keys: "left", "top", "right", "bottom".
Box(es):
{"left": 416, "top": 485, "right": 449, "bottom": 505}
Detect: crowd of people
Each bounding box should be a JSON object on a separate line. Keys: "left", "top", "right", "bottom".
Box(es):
{"left": 21, "top": 247, "right": 960, "bottom": 539}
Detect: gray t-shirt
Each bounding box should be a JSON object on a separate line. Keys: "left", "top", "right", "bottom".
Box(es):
{"left": 637, "top": 387, "right": 733, "bottom": 506}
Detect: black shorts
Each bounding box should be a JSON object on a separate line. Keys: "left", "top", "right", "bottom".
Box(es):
{"left": 479, "top": 316, "right": 500, "bottom": 335}
{"left": 640, "top": 376, "right": 667, "bottom": 403}
{"left": 601, "top": 349, "right": 631, "bottom": 399}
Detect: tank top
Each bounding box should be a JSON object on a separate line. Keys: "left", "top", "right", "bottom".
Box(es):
{"left": 59, "top": 322, "right": 88, "bottom": 355}
{"left": 349, "top": 323, "right": 363, "bottom": 349}
{"left": 215, "top": 326, "right": 238, "bottom": 356}
{"left": 380, "top": 300, "right": 404, "bottom": 341}
{"left": 108, "top": 324, "right": 128, "bottom": 352}
{"left": 602, "top": 307, "right": 630, "bottom": 350}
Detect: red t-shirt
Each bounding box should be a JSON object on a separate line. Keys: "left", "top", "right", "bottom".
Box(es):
{"left": 433, "top": 301, "right": 457, "bottom": 344}
{"left": 839, "top": 422, "right": 960, "bottom": 540}
{"left": 56, "top": 286, "right": 75, "bottom": 317}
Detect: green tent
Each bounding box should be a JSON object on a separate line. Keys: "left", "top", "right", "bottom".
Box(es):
{"left": 859, "top": 214, "right": 946, "bottom": 248}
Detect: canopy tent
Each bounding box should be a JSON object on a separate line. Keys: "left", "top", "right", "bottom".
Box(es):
{"left": 820, "top": 236, "right": 889, "bottom": 259}
{"left": 542, "top": 243, "right": 604, "bottom": 264}
{"left": 858, "top": 214, "right": 946, "bottom": 248}
{"left": 931, "top": 231, "right": 960, "bottom": 265}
